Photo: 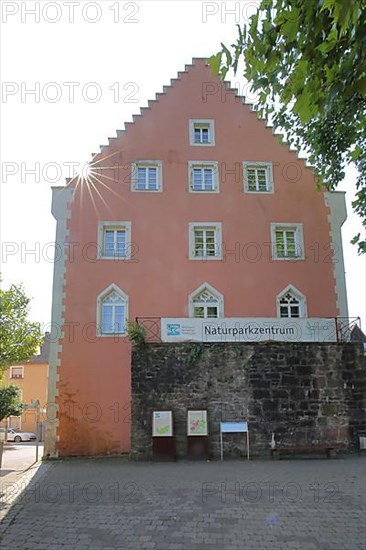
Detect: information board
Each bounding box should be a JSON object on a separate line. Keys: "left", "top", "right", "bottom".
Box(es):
{"left": 220, "top": 421, "right": 250, "bottom": 460}
{"left": 187, "top": 410, "right": 208, "bottom": 436}
{"left": 220, "top": 421, "right": 248, "bottom": 433}
{"left": 152, "top": 411, "right": 173, "bottom": 437}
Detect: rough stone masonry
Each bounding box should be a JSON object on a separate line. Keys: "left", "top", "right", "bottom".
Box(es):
{"left": 131, "top": 342, "right": 366, "bottom": 459}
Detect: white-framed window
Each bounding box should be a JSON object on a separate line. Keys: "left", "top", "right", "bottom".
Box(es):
{"left": 189, "top": 223, "right": 222, "bottom": 260}
{"left": 270, "top": 223, "right": 304, "bottom": 260}
{"left": 276, "top": 285, "right": 307, "bottom": 318}
{"left": 189, "top": 119, "right": 215, "bottom": 146}
{"left": 243, "top": 162, "right": 273, "bottom": 193}
{"left": 98, "top": 222, "right": 132, "bottom": 259}
{"left": 131, "top": 160, "right": 162, "bottom": 191}
{"left": 189, "top": 282, "right": 224, "bottom": 318}
{"left": 96, "top": 284, "right": 129, "bottom": 336}
{"left": 10, "top": 366, "right": 24, "bottom": 379}
{"left": 188, "top": 161, "right": 219, "bottom": 193}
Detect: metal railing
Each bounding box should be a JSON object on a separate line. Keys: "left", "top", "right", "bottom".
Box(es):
{"left": 136, "top": 317, "right": 161, "bottom": 342}
{"left": 336, "top": 317, "right": 362, "bottom": 342}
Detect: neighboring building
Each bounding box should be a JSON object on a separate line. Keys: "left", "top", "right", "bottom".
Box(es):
{"left": 4, "top": 334, "right": 50, "bottom": 437}
{"left": 351, "top": 325, "right": 366, "bottom": 354}
{"left": 45, "top": 58, "right": 348, "bottom": 457}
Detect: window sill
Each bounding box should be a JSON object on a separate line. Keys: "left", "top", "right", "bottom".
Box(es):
{"left": 189, "top": 188, "right": 219, "bottom": 194}
{"left": 97, "top": 333, "right": 128, "bottom": 338}
{"left": 190, "top": 142, "right": 215, "bottom": 147}
{"left": 245, "top": 189, "right": 273, "bottom": 194}
{"left": 131, "top": 188, "right": 162, "bottom": 193}
{"left": 272, "top": 256, "right": 305, "bottom": 261}
{"left": 189, "top": 256, "right": 223, "bottom": 261}
{"left": 98, "top": 255, "right": 131, "bottom": 261}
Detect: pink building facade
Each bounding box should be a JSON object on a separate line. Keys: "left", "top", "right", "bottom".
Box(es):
{"left": 45, "top": 59, "right": 348, "bottom": 457}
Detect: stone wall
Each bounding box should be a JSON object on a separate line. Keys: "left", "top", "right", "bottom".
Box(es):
{"left": 131, "top": 342, "right": 366, "bottom": 459}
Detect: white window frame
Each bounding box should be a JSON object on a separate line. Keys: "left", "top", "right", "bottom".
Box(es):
{"left": 96, "top": 284, "right": 129, "bottom": 337}
{"left": 189, "top": 119, "right": 215, "bottom": 146}
{"left": 276, "top": 285, "right": 308, "bottom": 318}
{"left": 97, "top": 221, "right": 132, "bottom": 260}
{"left": 243, "top": 161, "right": 274, "bottom": 193}
{"left": 188, "top": 161, "right": 219, "bottom": 193}
{"left": 131, "top": 160, "right": 162, "bottom": 192}
{"left": 10, "top": 366, "right": 24, "bottom": 379}
{"left": 189, "top": 222, "right": 223, "bottom": 260}
{"left": 270, "top": 223, "right": 304, "bottom": 260}
{"left": 189, "top": 282, "right": 224, "bottom": 318}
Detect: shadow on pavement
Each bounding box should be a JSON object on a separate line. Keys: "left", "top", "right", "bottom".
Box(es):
{"left": 0, "top": 462, "right": 49, "bottom": 518}
{"left": 0, "top": 470, "right": 16, "bottom": 476}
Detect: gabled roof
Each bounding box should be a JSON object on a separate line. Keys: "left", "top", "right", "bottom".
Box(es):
{"left": 28, "top": 332, "right": 50, "bottom": 364}
{"left": 96, "top": 58, "right": 277, "bottom": 154}
{"left": 64, "top": 57, "right": 313, "bottom": 189}
{"left": 351, "top": 324, "right": 366, "bottom": 344}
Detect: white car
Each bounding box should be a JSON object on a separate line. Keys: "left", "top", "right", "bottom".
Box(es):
{"left": 5, "top": 428, "right": 37, "bottom": 442}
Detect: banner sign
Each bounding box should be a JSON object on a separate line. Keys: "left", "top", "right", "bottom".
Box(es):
{"left": 152, "top": 411, "right": 173, "bottom": 437}
{"left": 187, "top": 410, "right": 208, "bottom": 436}
{"left": 161, "top": 317, "right": 337, "bottom": 343}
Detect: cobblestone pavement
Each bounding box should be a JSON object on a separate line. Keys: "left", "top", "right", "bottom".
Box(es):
{"left": 0, "top": 456, "right": 365, "bottom": 550}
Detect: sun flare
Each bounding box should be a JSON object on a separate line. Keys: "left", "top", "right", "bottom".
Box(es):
{"left": 70, "top": 151, "right": 126, "bottom": 218}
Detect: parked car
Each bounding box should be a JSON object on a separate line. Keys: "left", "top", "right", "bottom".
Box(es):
{"left": 0, "top": 428, "right": 36, "bottom": 442}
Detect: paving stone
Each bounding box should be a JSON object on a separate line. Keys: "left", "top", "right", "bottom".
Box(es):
{"left": 0, "top": 457, "right": 365, "bottom": 549}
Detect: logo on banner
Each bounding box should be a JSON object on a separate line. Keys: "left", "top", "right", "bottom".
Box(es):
{"left": 167, "top": 323, "right": 181, "bottom": 336}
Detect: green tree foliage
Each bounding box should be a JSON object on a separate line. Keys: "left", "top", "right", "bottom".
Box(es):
{"left": 210, "top": 0, "right": 366, "bottom": 252}
{"left": 0, "top": 385, "right": 23, "bottom": 422}
{"left": 0, "top": 284, "right": 43, "bottom": 374}
{"left": 126, "top": 320, "right": 147, "bottom": 345}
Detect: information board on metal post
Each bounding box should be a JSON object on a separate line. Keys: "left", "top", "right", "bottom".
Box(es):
{"left": 220, "top": 422, "right": 250, "bottom": 461}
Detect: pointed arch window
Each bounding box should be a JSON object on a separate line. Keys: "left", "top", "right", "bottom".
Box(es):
{"left": 189, "top": 283, "right": 224, "bottom": 318}
{"left": 97, "top": 285, "right": 129, "bottom": 336}
{"left": 276, "top": 285, "right": 307, "bottom": 318}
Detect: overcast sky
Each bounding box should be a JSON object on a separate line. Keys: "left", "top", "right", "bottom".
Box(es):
{"left": 1, "top": 1, "right": 365, "bottom": 331}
